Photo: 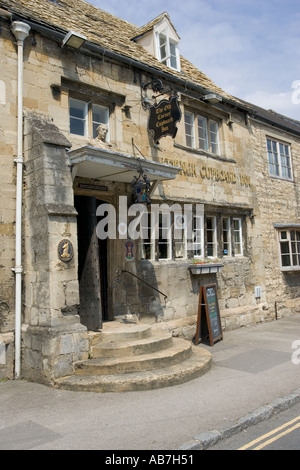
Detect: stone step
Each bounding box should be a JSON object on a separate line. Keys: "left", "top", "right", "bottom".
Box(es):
{"left": 55, "top": 347, "right": 212, "bottom": 393}
{"left": 75, "top": 337, "right": 192, "bottom": 375}
{"left": 89, "top": 322, "right": 152, "bottom": 345}
{"left": 91, "top": 329, "right": 173, "bottom": 358}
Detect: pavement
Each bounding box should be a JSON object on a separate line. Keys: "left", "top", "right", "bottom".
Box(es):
{"left": 0, "top": 313, "right": 300, "bottom": 450}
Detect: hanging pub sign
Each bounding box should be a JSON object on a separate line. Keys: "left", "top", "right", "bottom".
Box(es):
{"left": 148, "top": 96, "right": 181, "bottom": 143}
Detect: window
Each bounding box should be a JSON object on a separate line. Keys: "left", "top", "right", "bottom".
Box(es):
{"left": 185, "top": 112, "right": 195, "bottom": 148}
{"left": 92, "top": 104, "right": 109, "bottom": 140}
{"left": 141, "top": 213, "right": 155, "bottom": 261}
{"left": 141, "top": 210, "right": 244, "bottom": 261}
{"left": 69, "top": 97, "right": 109, "bottom": 139}
{"left": 233, "top": 218, "right": 243, "bottom": 256}
{"left": 69, "top": 98, "right": 88, "bottom": 136}
{"left": 174, "top": 214, "right": 187, "bottom": 259}
{"left": 193, "top": 215, "right": 204, "bottom": 258}
{"left": 267, "top": 138, "right": 292, "bottom": 180}
{"left": 279, "top": 229, "right": 300, "bottom": 270}
{"left": 206, "top": 217, "right": 217, "bottom": 257}
{"left": 157, "top": 32, "right": 180, "bottom": 71}
{"left": 158, "top": 213, "right": 172, "bottom": 260}
{"left": 141, "top": 209, "right": 187, "bottom": 261}
{"left": 222, "top": 218, "right": 231, "bottom": 256}
{"left": 185, "top": 111, "right": 220, "bottom": 155}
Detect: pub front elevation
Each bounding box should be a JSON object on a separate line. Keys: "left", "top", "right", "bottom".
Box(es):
{"left": 0, "top": 0, "right": 299, "bottom": 390}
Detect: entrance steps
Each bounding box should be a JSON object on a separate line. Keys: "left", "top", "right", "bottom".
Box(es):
{"left": 55, "top": 321, "right": 212, "bottom": 393}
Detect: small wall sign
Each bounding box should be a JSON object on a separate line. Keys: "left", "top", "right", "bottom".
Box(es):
{"left": 58, "top": 239, "right": 74, "bottom": 263}
{"left": 125, "top": 241, "right": 134, "bottom": 261}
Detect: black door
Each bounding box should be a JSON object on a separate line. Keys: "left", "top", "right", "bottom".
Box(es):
{"left": 75, "top": 196, "right": 108, "bottom": 330}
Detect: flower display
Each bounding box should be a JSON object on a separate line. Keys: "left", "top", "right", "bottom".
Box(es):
{"left": 192, "top": 258, "right": 221, "bottom": 265}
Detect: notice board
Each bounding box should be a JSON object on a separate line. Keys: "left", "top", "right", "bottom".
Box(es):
{"left": 194, "top": 284, "right": 223, "bottom": 347}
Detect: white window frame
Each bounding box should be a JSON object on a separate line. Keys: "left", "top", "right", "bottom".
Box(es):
{"left": 267, "top": 137, "right": 293, "bottom": 180}
{"left": 141, "top": 212, "right": 155, "bottom": 261}
{"left": 222, "top": 217, "right": 232, "bottom": 257}
{"left": 141, "top": 210, "right": 187, "bottom": 261}
{"left": 233, "top": 218, "right": 243, "bottom": 256}
{"left": 185, "top": 112, "right": 195, "bottom": 148}
{"left": 92, "top": 104, "right": 110, "bottom": 140}
{"left": 278, "top": 228, "right": 300, "bottom": 271}
{"left": 69, "top": 97, "right": 88, "bottom": 137}
{"left": 206, "top": 216, "right": 217, "bottom": 257}
{"left": 185, "top": 111, "right": 220, "bottom": 155}
{"left": 158, "top": 212, "right": 172, "bottom": 260}
{"left": 69, "top": 97, "right": 110, "bottom": 139}
{"left": 193, "top": 215, "right": 204, "bottom": 258}
{"left": 156, "top": 30, "right": 180, "bottom": 71}
{"left": 174, "top": 213, "right": 187, "bottom": 259}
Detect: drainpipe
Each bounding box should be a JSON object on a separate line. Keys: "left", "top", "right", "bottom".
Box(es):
{"left": 11, "top": 21, "right": 31, "bottom": 379}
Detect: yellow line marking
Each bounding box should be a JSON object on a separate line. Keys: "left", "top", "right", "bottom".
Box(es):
{"left": 238, "top": 416, "right": 300, "bottom": 450}
{"left": 253, "top": 423, "right": 300, "bottom": 450}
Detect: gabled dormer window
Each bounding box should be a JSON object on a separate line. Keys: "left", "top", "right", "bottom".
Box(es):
{"left": 133, "top": 14, "right": 181, "bottom": 72}
{"left": 157, "top": 31, "right": 179, "bottom": 70}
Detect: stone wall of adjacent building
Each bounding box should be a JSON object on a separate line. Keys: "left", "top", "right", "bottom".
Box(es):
{"left": 250, "top": 119, "right": 300, "bottom": 320}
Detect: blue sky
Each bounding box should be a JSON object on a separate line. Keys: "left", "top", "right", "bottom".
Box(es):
{"left": 88, "top": 0, "right": 300, "bottom": 120}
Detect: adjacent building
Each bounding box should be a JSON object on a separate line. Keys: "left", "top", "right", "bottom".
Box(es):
{"left": 0, "top": 0, "right": 299, "bottom": 385}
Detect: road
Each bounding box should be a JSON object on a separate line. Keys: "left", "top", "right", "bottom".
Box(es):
{"left": 210, "top": 402, "right": 300, "bottom": 450}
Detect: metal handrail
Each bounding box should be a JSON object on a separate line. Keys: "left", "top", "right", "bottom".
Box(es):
{"left": 121, "top": 270, "right": 168, "bottom": 300}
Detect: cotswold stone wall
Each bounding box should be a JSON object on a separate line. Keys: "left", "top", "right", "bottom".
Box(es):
{"left": 250, "top": 119, "right": 300, "bottom": 320}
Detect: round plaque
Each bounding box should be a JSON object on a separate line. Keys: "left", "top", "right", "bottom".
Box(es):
{"left": 58, "top": 239, "right": 74, "bottom": 263}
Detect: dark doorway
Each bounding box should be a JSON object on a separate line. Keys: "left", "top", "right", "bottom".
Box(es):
{"left": 75, "top": 196, "right": 108, "bottom": 330}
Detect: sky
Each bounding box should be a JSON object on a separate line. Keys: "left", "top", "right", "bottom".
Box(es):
{"left": 87, "top": 0, "right": 300, "bottom": 121}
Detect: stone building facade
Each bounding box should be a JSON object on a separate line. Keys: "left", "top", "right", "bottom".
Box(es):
{"left": 0, "top": 0, "right": 299, "bottom": 384}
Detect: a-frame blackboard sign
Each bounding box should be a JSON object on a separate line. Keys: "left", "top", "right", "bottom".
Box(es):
{"left": 195, "top": 284, "right": 223, "bottom": 347}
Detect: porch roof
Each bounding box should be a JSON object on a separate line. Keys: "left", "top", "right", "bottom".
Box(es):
{"left": 68, "top": 145, "right": 181, "bottom": 183}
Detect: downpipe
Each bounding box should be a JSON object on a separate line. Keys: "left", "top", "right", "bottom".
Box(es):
{"left": 11, "top": 21, "right": 31, "bottom": 379}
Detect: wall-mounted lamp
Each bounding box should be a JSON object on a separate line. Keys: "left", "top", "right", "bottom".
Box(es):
{"left": 62, "top": 30, "right": 86, "bottom": 49}
{"left": 202, "top": 93, "right": 222, "bottom": 104}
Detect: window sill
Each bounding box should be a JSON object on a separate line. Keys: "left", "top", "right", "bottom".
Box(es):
{"left": 174, "top": 142, "right": 236, "bottom": 164}
{"left": 281, "top": 267, "right": 300, "bottom": 273}
{"left": 269, "top": 175, "right": 294, "bottom": 183}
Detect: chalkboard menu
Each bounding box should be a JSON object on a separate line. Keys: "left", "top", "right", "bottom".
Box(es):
{"left": 195, "top": 284, "right": 223, "bottom": 346}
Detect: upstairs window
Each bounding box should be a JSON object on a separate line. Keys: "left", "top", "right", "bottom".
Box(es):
{"left": 157, "top": 31, "right": 180, "bottom": 71}
{"left": 278, "top": 229, "right": 300, "bottom": 270}
{"left": 69, "top": 97, "right": 109, "bottom": 139}
{"left": 185, "top": 111, "right": 220, "bottom": 155}
{"left": 267, "top": 138, "right": 292, "bottom": 180}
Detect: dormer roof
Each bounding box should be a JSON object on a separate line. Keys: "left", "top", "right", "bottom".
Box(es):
{"left": 132, "top": 12, "right": 180, "bottom": 42}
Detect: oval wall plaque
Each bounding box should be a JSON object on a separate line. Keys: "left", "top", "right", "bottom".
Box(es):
{"left": 58, "top": 239, "right": 74, "bottom": 263}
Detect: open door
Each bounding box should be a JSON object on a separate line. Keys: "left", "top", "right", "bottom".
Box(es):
{"left": 75, "top": 196, "right": 108, "bottom": 330}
